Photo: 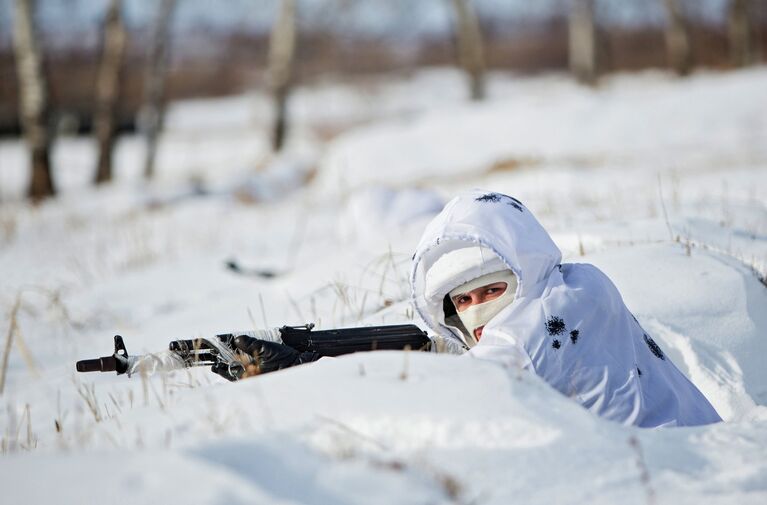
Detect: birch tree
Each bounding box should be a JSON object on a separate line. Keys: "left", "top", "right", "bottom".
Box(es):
{"left": 140, "top": 0, "right": 175, "bottom": 179}
{"left": 94, "top": 0, "right": 126, "bottom": 184}
{"left": 568, "top": 0, "right": 598, "bottom": 85}
{"left": 268, "top": 0, "right": 296, "bottom": 152}
{"left": 663, "top": 0, "right": 692, "bottom": 76}
{"left": 13, "top": 0, "right": 54, "bottom": 200}
{"left": 449, "top": 0, "right": 486, "bottom": 101}
{"left": 728, "top": 0, "right": 758, "bottom": 67}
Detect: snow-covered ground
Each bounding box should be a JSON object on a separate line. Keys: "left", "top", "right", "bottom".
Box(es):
{"left": 0, "top": 67, "right": 766, "bottom": 504}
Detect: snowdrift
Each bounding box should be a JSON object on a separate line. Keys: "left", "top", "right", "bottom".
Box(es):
{"left": 3, "top": 350, "right": 767, "bottom": 505}
{"left": 1, "top": 67, "right": 766, "bottom": 503}
{"left": 319, "top": 69, "right": 767, "bottom": 195}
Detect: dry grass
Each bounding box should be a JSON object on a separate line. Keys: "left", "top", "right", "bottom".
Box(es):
{"left": 398, "top": 346, "right": 410, "bottom": 381}
{"left": 0, "top": 294, "right": 22, "bottom": 395}
{"left": 74, "top": 379, "right": 103, "bottom": 423}
{"left": 1, "top": 402, "right": 38, "bottom": 453}
{"left": 0, "top": 210, "right": 17, "bottom": 245}
{"left": 315, "top": 415, "right": 471, "bottom": 504}
{"left": 488, "top": 156, "right": 542, "bottom": 173}
{"left": 0, "top": 287, "right": 87, "bottom": 397}
{"left": 628, "top": 435, "right": 656, "bottom": 505}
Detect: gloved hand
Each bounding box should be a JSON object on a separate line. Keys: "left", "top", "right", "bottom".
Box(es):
{"left": 211, "top": 335, "right": 320, "bottom": 381}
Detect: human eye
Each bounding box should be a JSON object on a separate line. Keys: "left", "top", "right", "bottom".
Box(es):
{"left": 452, "top": 295, "right": 470, "bottom": 308}
{"left": 485, "top": 283, "right": 506, "bottom": 297}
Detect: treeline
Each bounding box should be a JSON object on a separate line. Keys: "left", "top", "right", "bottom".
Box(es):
{"left": 3, "top": 0, "right": 766, "bottom": 200}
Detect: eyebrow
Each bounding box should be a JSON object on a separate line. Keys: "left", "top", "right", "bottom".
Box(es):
{"left": 452, "top": 282, "right": 507, "bottom": 300}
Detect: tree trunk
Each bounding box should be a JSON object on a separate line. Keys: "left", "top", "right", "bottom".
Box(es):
{"left": 450, "top": 0, "right": 486, "bottom": 101}
{"left": 94, "top": 0, "right": 126, "bottom": 184}
{"left": 754, "top": 2, "right": 764, "bottom": 64}
{"left": 728, "top": 0, "right": 756, "bottom": 67}
{"left": 568, "top": 0, "right": 598, "bottom": 85}
{"left": 140, "top": 0, "right": 175, "bottom": 179}
{"left": 12, "top": 0, "right": 54, "bottom": 200}
{"left": 663, "top": 0, "right": 692, "bottom": 76}
{"left": 268, "top": 0, "right": 296, "bottom": 152}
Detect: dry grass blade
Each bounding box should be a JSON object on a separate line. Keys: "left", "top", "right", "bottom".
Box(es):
{"left": 0, "top": 294, "right": 22, "bottom": 396}
{"left": 10, "top": 324, "right": 40, "bottom": 378}
{"left": 629, "top": 435, "right": 656, "bottom": 505}
{"left": 398, "top": 346, "right": 410, "bottom": 381}
{"left": 75, "top": 380, "right": 103, "bottom": 422}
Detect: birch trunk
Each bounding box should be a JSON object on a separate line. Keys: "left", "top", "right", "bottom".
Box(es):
{"left": 268, "top": 0, "right": 296, "bottom": 152}
{"left": 141, "top": 0, "right": 175, "bottom": 179}
{"left": 663, "top": 0, "right": 692, "bottom": 76}
{"left": 94, "top": 0, "right": 126, "bottom": 184}
{"left": 728, "top": 0, "right": 756, "bottom": 67}
{"left": 568, "top": 0, "right": 598, "bottom": 85}
{"left": 13, "top": 0, "right": 54, "bottom": 200}
{"left": 450, "top": 0, "right": 486, "bottom": 101}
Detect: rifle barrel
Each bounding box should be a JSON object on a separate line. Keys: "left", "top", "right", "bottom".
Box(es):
{"left": 76, "top": 356, "right": 118, "bottom": 373}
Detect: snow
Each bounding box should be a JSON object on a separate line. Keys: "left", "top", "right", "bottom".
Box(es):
{"left": 1, "top": 67, "right": 766, "bottom": 503}
{"left": 319, "top": 69, "right": 767, "bottom": 195}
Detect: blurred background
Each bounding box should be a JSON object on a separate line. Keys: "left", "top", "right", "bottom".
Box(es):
{"left": 0, "top": 0, "right": 765, "bottom": 200}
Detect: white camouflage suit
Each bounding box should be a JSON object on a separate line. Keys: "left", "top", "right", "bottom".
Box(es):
{"left": 410, "top": 190, "right": 721, "bottom": 427}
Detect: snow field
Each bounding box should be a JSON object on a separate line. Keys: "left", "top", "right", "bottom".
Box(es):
{"left": 0, "top": 67, "right": 766, "bottom": 504}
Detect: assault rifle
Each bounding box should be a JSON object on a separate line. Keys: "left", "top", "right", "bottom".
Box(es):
{"left": 76, "top": 324, "right": 432, "bottom": 379}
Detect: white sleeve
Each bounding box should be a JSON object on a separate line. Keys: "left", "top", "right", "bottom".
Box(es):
{"left": 430, "top": 334, "right": 469, "bottom": 354}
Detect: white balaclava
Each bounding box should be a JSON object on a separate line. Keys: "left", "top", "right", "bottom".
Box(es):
{"left": 448, "top": 270, "right": 517, "bottom": 337}
{"left": 424, "top": 246, "right": 518, "bottom": 342}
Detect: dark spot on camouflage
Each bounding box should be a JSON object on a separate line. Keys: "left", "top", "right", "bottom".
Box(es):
{"left": 545, "top": 316, "right": 566, "bottom": 336}
{"left": 475, "top": 193, "right": 502, "bottom": 203}
{"left": 475, "top": 192, "right": 524, "bottom": 212}
{"left": 637, "top": 367, "right": 642, "bottom": 376}
{"left": 507, "top": 196, "right": 524, "bottom": 211}
{"left": 557, "top": 264, "right": 563, "bottom": 272}
{"left": 552, "top": 339, "right": 561, "bottom": 349}
{"left": 503, "top": 195, "right": 525, "bottom": 211}
{"left": 569, "top": 329, "right": 579, "bottom": 344}
{"left": 643, "top": 334, "right": 665, "bottom": 360}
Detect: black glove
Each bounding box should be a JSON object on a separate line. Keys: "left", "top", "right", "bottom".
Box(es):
{"left": 211, "top": 336, "right": 320, "bottom": 381}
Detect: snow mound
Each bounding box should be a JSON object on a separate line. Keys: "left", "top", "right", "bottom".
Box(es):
{"left": 3, "top": 352, "right": 766, "bottom": 504}
{"left": 340, "top": 187, "right": 445, "bottom": 245}
{"left": 318, "top": 69, "right": 767, "bottom": 195}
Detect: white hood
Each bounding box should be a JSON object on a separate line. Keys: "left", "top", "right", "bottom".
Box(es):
{"left": 411, "top": 190, "right": 721, "bottom": 427}
{"left": 411, "top": 189, "right": 561, "bottom": 342}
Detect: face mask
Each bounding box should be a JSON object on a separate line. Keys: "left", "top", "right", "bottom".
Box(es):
{"left": 449, "top": 271, "right": 518, "bottom": 338}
